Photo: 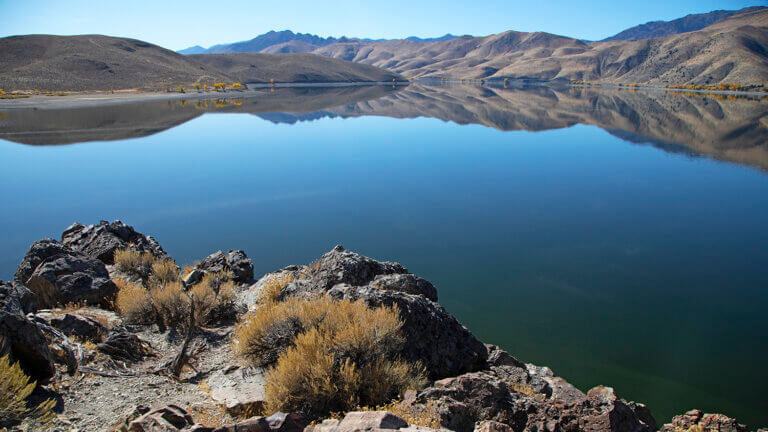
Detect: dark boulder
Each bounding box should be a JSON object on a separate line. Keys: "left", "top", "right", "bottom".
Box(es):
{"left": 370, "top": 273, "right": 438, "bottom": 302}
{"left": 327, "top": 284, "right": 487, "bottom": 380}
{"left": 15, "top": 239, "right": 117, "bottom": 307}
{"left": 0, "top": 280, "right": 37, "bottom": 314}
{"left": 198, "top": 250, "right": 254, "bottom": 284}
{"left": 37, "top": 312, "right": 108, "bottom": 342}
{"left": 61, "top": 220, "right": 166, "bottom": 265}
{"left": 310, "top": 245, "right": 408, "bottom": 290}
{"left": 0, "top": 281, "right": 56, "bottom": 382}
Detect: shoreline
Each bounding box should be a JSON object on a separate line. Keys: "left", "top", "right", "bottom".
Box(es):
{"left": 0, "top": 81, "right": 410, "bottom": 110}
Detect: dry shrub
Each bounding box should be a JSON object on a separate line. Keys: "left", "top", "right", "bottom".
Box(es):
{"left": 0, "top": 355, "right": 56, "bottom": 427}
{"left": 114, "top": 278, "right": 153, "bottom": 324}
{"left": 259, "top": 273, "right": 295, "bottom": 305}
{"left": 150, "top": 258, "right": 180, "bottom": 286}
{"left": 150, "top": 282, "right": 190, "bottom": 329}
{"left": 255, "top": 298, "right": 425, "bottom": 419}
{"left": 191, "top": 282, "right": 217, "bottom": 325}
{"left": 199, "top": 270, "right": 234, "bottom": 292}
{"left": 233, "top": 296, "right": 331, "bottom": 367}
{"left": 190, "top": 275, "right": 238, "bottom": 325}
{"left": 114, "top": 249, "right": 155, "bottom": 273}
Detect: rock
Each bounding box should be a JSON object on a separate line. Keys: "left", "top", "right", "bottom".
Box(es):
{"left": 182, "top": 268, "right": 205, "bottom": 287}
{"left": 15, "top": 239, "right": 117, "bottom": 307}
{"left": 474, "top": 420, "right": 514, "bottom": 432}
{"left": 406, "top": 369, "right": 655, "bottom": 432}
{"left": 327, "top": 284, "right": 487, "bottom": 380}
{"left": 206, "top": 366, "right": 266, "bottom": 416}
{"left": 38, "top": 312, "right": 108, "bottom": 342}
{"left": 198, "top": 250, "right": 254, "bottom": 284}
{"left": 660, "top": 410, "right": 748, "bottom": 432}
{"left": 210, "top": 412, "right": 308, "bottom": 432}
{"left": 117, "top": 404, "right": 194, "bottom": 432}
{"left": 310, "top": 245, "right": 408, "bottom": 291}
{"left": 338, "top": 411, "right": 409, "bottom": 430}
{"left": 0, "top": 280, "right": 37, "bottom": 315}
{"left": 62, "top": 220, "right": 166, "bottom": 265}
{"left": 369, "top": 273, "right": 438, "bottom": 302}
{"left": 0, "top": 290, "right": 56, "bottom": 381}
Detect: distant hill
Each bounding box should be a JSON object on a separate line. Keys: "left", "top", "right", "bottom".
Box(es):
{"left": 0, "top": 35, "right": 230, "bottom": 91}
{"left": 405, "top": 34, "right": 458, "bottom": 43}
{"left": 0, "top": 35, "right": 405, "bottom": 91}
{"left": 311, "top": 7, "right": 768, "bottom": 84}
{"left": 181, "top": 30, "right": 339, "bottom": 54}
{"left": 189, "top": 53, "right": 402, "bottom": 83}
{"left": 602, "top": 6, "right": 765, "bottom": 41}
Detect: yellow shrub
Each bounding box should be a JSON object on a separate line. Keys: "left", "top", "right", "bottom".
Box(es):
{"left": 0, "top": 355, "right": 56, "bottom": 426}
{"left": 263, "top": 299, "right": 425, "bottom": 419}
{"left": 150, "top": 282, "right": 190, "bottom": 328}
{"left": 114, "top": 249, "right": 155, "bottom": 273}
{"left": 259, "top": 273, "right": 295, "bottom": 305}
{"left": 191, "top": 282, "right": 217, "bottom": 325}
{"left": 150, "top": 258, "right": 180, "bottom": 286}
{"left": 114, "top": 278, "right": 153, "bottom": 324}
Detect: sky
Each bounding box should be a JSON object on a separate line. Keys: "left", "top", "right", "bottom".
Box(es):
{"left": 0, "top": 0, "right": 764, "bottom": 50}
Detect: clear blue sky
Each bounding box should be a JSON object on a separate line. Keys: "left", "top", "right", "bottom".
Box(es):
{"left": 0, "top": 0, "right": 764, "bottom": 50}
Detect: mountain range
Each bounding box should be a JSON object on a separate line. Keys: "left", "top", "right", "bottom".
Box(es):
{"left": 175, "top": 6, "right": 768, "bottom": 84}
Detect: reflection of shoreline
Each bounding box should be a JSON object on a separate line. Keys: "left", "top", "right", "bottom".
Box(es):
{"left": 1, "top": 83, "right": 766, "bottom": 173}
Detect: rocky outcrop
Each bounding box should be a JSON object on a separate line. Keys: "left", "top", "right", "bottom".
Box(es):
{"left": 34, "top": 311, "right": 108, "bottom": 342}
{"left": 0, "top": 280, "right": 37, "bottom": 314}
{"left": 115, "top": 405, "right": 194, "bottom": 432}
{"left": 206, "top": 366, "right": 266, "bottom": 416}
{"left": 328, "top": 284, "right": 487, "bottom": 380}
{"left": 369, "top": 273, "right": 438, "bottom": 302}
{"left": 310, "top": 245, "right": 408, "bottom": 290}
{"left": 661, "top": 410, "right": 749, "bottom": 432}
{"left": 403, "top": 348, "right": 656, "bottom": 432}
{"left": 14, "top": 239, "right": 117, "bottom": 307}
{"left": 0, "top": 280, "right": 56, "bottom": 382}
{"left": 62, "top": 220, "right": 166, "bottom": 264}
{"left": 307, "top": 411, "right": 438, "bottom": 432}
{"left": 197, "top": 250, "right": 255, "bottom": 284}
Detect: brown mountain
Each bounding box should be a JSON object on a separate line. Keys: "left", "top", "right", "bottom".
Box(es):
{"left": 0, "top": 35, "right": 404, "bottom": 91}
{"left": 312, "top": 8, "right": 768, "bottom": 84}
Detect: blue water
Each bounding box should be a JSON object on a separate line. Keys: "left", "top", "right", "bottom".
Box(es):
{"left": 1, "top": 90, "right": 767, "bottom": 427}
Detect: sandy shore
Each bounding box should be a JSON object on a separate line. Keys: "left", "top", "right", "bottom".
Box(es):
{"left": 0, "top": 82, "right": 409, "bottom": 110}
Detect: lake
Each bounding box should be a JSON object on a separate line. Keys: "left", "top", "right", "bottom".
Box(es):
{"left": 1, "top": 83, "right": 767, "bottom": 427}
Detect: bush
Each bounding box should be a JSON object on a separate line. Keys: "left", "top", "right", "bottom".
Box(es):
{"left": 150, "top": 258, "right": 180, "bottom": 286}
{"left": 258, "top": 273, "right": 295, "bottom": 305}
{"left": 261, "top": 298, "right": 425, "bottom": 419}
{"left": 0, "top": 355, "right": 56, "bottom": 427}
{"left": 114, "top": 249, "right": 155, "bottom": 275}
{"left": 150, "top": 282, "right": 190, "bottom": 329}
{"left": 114, "top": 278, "right": 153, "bottom": 324}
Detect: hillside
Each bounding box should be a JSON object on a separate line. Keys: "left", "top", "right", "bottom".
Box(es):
{"left": 0, "top": 35, "right": 230, "bottom": 91}
{"left": 602, "top": 6, "right": 765, "bottom": 41}
{"left": 311, "top": 7, "right": 768, "bottom": 84}
{"left": 0, "top": 35, "right": 405, "bottom": 91}
{"left": 182, "top": 30, "right": 340, "bottom": 54}
{"left": 189, "top": 53, "right": 402, "bottom": 83}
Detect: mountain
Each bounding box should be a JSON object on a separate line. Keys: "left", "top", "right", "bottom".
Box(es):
{"left": 189, "top": 53, "right": 402, "bottom": 83}
{"left": 177, "top": 45, "right": 206, "bottom": 55}
{"left": 405, "top": 34, "right": 458, "bottom": 43}
{"left": 0, "top": 35, "right": 405, "bottom": 91}
{"left": 311, "top": 7, "right": 768, "bottom": 84}
{"left": 182, "top": 30, "right": 338, "bottom": 54}
{"left": 602, "top": 6, "right": 766, "bottom": 41}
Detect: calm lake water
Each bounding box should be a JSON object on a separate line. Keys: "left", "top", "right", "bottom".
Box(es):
{"left": 1, "top": 84, "right": 767, "bottom": 427}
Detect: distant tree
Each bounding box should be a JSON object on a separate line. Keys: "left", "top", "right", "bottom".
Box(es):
{"left": 178, "top": 86, "right": 185, "bottom": 93}
{"left": 194, "top": 83, "right": 202, "bottom": 92}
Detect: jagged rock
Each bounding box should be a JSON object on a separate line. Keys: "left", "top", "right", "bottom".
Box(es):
{"left": 369, "top": 273, "right": 438, "bottom": 302}
{"left": 310, "top": 245, "right": 408, "bottom": 290}
{"left": 0, "top": 282, "right": 56, "bottom": 382}
{"left": 0, "top": 280, "right": 37, "bottom": 314}
{"left": 197, "top": 250, "right": 254, "bottom": 283}
{"left": 660, "top": 410, "right": 748, "bottom": 432}
{"left": 182, "top": 268, "right": 205, "bottom": 287}
{"left": 327, "top": 284, "right": 487, "bottom": 380}
{"left": 306, "top": 411, "right": 421, "bottom": 432}
{"left": 15, "top": 239, "right": 117, "bottom": 307}
{"left": 208, "top": 412, "right": 309, "bottom": 432}
{"left": 206, "top": 366, "right": 266, "bottom": 416}
{"left": 35, "top": 312, "right": 108, "bottom": 342}
{"left": 117, "top": 404, "right": 194, "bottom": 432}
{"left": 62, "top": 220, "right": 166, "bottom": 264}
